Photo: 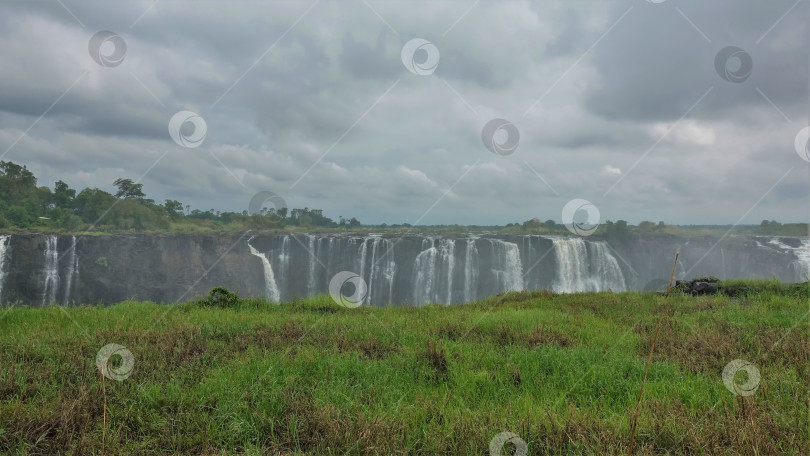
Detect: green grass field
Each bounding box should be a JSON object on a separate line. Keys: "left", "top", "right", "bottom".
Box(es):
{"left": 0, "top": 282, "right": 807, "bottom": 455}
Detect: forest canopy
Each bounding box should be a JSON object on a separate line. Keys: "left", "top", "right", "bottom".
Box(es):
{"left": 0, "top": 161, "right": 359, "bottom": 233}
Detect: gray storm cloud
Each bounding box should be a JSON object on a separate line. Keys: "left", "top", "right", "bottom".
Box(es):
{"left": 0, "top": 0, "right": 806, "bottom": 225}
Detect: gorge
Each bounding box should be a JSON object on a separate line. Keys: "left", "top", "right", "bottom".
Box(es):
{"left": 0, "top": 232, "right": 807, "bottom": 306}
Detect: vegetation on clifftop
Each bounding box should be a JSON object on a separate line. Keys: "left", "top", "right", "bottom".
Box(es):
{"left": 1, "top": 161, "right": 807, "bottom": 237}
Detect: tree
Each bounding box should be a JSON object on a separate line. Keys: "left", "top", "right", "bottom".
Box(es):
{"left": 349, "top": 217, "right": 361, "bottom": 228}
{"left": 638, "top": 221, "right": 656, "bottom": 231}
{"left": 164, "top": 199, "right": 184, "bottom": 219}
{"left": 113, "top": 178, "right": 146, "bottom": 200}
{"left": 53, "top": 180, "right": 76, "bottom": 208}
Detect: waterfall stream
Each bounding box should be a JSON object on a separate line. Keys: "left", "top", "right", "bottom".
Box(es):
{"left": 62, "top": 236, "right": 79, "bottom": 304}
{"left": 41, "top": 235, "right": 59, "bottom": 305}
{"left": 0, "top": 235, "right": 9, "bottom": 301}
{"left": 247, "top": 237, "right": 280, "bottom": 302}
{"left": 548, "top": 237, "right": 625, "bottom": 293}
{"left": 464, "top": 237, "right": 479, "bottom": 302}
{"left": 3, "top": 232, "right": 805, "bottom": 307}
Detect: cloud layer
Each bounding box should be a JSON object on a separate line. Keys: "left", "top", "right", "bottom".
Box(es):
{"left": 0, "top": 0, "right": 807, "bottom": 225}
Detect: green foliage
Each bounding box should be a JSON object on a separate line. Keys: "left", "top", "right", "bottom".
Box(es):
{"left": 0, "top": 161, "right": 359, "bottom": 234}
{"left": 0, "top": 286, "right": 806, "bottom": 454}
{"left": 198, "top": 286, "right": 241, "bottom": 308}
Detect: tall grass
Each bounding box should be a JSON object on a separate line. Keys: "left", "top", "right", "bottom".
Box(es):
{"left": 0, "top": 282, "right": 806, "bottom": 454}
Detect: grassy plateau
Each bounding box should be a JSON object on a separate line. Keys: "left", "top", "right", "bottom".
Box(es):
{"left": 0, "top": 281, "right": 807, "bottom": 455}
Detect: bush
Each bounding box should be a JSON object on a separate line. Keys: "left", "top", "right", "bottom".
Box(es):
{"left": 199, "top": 286, "right": 241, "bottom": 308}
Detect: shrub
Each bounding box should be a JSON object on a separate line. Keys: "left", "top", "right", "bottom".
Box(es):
{"left": 199, "top": 286, "right": 241, "bottom": 308}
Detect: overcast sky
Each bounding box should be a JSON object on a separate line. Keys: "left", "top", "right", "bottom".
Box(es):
{"left": 0, "top": 0, "right": 808, "bottom": 225}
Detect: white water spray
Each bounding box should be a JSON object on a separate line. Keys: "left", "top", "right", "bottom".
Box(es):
{"left": 41, "top": 235, "right": 59, "bottom": 305}
{"left": 247, "top": 237, "right": 280, "bottom": 303}
{"left": 0, "top": 235, "right": 10, "bottom": 302}
{"left": 62, "top": 236, "right": 79, "bottom": 304}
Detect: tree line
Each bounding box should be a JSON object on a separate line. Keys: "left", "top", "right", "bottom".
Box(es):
{"left": 0, "top": 161, "right": 360, "bottom": 232}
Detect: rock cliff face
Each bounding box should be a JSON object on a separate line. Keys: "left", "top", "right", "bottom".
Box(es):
{"left": 0, "top": 232, "right": 805, "bottom": 306}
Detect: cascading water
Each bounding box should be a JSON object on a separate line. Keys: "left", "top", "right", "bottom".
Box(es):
{"left": 5, "top": 232, "right": 808, "bottom": 306}
{"left": 0, "top": 235, "right": 10, "bottom": 301}
{"left": 440, "top": 239, "right": 455, "bottom": 304}
{"left": 41, "top": 235, "right": 59, "bottom": 305}
{"left": 794, "top": 239, "right": 810, "bottom": 281}
{"left": 61, "top": 236, "right": 79, "bottom": 304}
{"left": 587, "top": 241, "right": 626, "bottom": 292}
{"left": 767, "top": 237, "right": 810, "bottom": 282}
{"left": 413, "top": 238, "right": 438, "bottom": 305}
{"left": 490, "top": 239, "right": 523, "bottom": 292}
{"left": 307, "top": 234, "right": 317, "bottom": 295}
{"left": 381, "top": 238, "right": 397, "bottom": 303}
{"left": 247, "top": 236, "right": 280, "bottom": 303}
{"left": 548, "top": 237, "right": 625, "bottom": 293}
{"left": 464, "top": 237, "right": 479, "bottom": 302}
{"left": 413, "top": 238, "right": 456, "bottom": 305}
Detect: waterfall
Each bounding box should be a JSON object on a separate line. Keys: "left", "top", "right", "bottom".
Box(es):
{"left": 247, "top": 237, "right": 280, "bottom": 303}
{"left": 490, "top": 239, "right": 523, "bottom": 292}
{"left": 41, "top": 235, "right": 59, "bottom": 305}
{"left": 587, "top": 242, "right": 626, "bottom": 292}
{"left": 413, "top": 238, "right": 438, "bottom": 305}
{"left": 464, "top": 237, "right": 479, "bottom": 302}
{"left": 307, "top": 234, "right": 317, "bottom": 295}
{"left": 794, "top": 239, "right": 810, "bottom": 281}
{"left": 768, "top": 237, "right": 810, "bottom": 282}
{"left": 366, "top": 237, "right": 380, "bottom": 304}
{"left": 62, "top": 236, "right": 79, "bottom": 304}
{"left": 382, "top": 239, "right": 397, "bottom": 303}
{"left": 358, "top": 238, "right": 369, "bottom": 281}
{"left": 439, "top": 239, "right": 455, "bottom": 304}
{"left": 548, "top": 237, "right": 625, "bottom": 293}
{"left": 0, "top": 235, "right": 9, "bottom": 302}
{"left": 413, "top": 238, "right": 455, "bottom": 305}
{"left": 278, "top": 235, "right": 291, "bottom": 284}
